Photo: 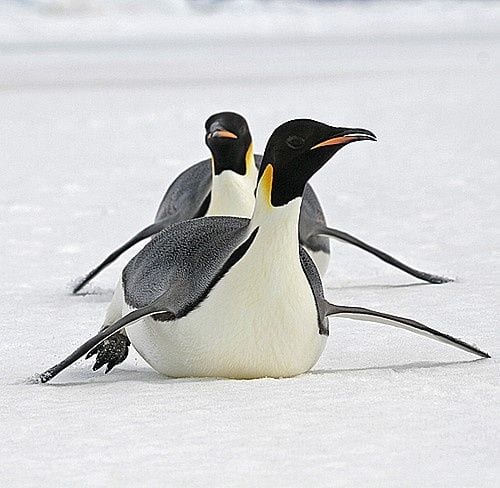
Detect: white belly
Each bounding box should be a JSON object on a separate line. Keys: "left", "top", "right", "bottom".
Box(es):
{"left": 126, "top": 230, "right": 326, "bottom": 379}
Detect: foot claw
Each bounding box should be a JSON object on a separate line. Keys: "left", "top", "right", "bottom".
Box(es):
{"left": 86, "top": 349, "right": 97, "bottom": 360}
{"left": 92, "top": 360, "right": 105, "bottom": 372}
{"left": 87, "top": 333, "right": 130, "bottom": 374}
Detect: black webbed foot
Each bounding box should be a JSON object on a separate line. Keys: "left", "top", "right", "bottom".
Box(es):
{"left": 86, "top": 332, "right": 130, "bottom": 374}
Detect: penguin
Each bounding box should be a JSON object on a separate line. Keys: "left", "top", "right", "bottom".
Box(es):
{"left": 72, "top": 112, "right": 450, "bottom": 294}
{"left": 37, "top": 119, "right": 488, "bottom": 383}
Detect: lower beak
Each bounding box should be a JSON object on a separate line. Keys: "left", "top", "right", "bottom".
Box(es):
{"left": 208, "top": 129, "right": 238, "bottom": 139}
{"left": 312, "top": 128, "right": 376, "bottom": 149}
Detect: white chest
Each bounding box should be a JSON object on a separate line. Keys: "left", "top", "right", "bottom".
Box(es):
{"left": 126, "top": 226, "right": 326, "bottom": 379}
{"left": 206, "top": 171, "right": 255, "bottom": 218}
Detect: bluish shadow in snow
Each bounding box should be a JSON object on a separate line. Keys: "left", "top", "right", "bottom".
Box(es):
{"left": 23, "top": 359, "right": 489, "bottom": 388}
{"left": 77, "top": 291, "right": 115, "bottom": 303}
{"left": 325, "top": 282, "right": 440, "bottom": 292}
{"left": 309, "top": 358, "right": 487, "bottom": 376}
{"left": 27, "top": 367, "right": 226, "bottom": 387}
{"left": 68, "top": 286, "right": 115, "bottom": 301}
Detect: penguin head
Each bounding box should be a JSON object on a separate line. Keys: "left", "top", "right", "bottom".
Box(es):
{"left": 257, "top": 119, "right": 376, "bottom": 207}
{"left": 205, "top": 112, "right": 253, "bottom": 176}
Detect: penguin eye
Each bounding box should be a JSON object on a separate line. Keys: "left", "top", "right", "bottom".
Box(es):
{"left": 286, "top": 135, "right": 305, "bottom": 150}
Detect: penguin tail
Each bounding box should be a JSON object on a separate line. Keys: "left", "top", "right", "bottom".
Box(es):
{"left": 324, "top": 301, "right": 490, "bottom": 359}
{"left": 33, "top": 305, "right": 175, "bottom": 384}
{"left": 314, "top": 225, "right": 453, "bottom": 284}
{"left": 72, "top": 219, "right": 171, "bottom": 294}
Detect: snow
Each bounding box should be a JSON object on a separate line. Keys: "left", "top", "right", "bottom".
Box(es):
{"left": 0, "top": 1, "right": 499, "bottom": 486}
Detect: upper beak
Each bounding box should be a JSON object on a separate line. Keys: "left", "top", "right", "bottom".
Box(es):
{"left": 311, "top": 128, "right": 376, "bottom": 149}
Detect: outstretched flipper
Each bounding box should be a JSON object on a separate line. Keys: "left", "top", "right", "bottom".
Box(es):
{"left": 72, "top": 219, "right": 173, "bottom": 294}
{"left": 73, "top": 158, "right": 213, "bottom": 294}
{"left": 316, "top": 226, "right": 452, "bottom": 284}
{"left": 34, "top": 305, "right": 174, "bottom": 384}
{"left": 325, "top": 301, "right": 490, "bottom": 358}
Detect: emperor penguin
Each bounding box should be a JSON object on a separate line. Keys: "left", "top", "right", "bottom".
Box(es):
{"left": 72, "top": 112, "right": 450, "bottom": 294}
{"left": 38, "top": 119, "right": 488, "bottom": 383}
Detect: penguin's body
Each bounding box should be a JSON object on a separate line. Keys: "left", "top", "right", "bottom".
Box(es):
{"left": 124, "top": 211, "right": 326, "bottom": 379}
{"left": 73, "top": 112, "right": 447, "bottom": 294}
{"left": 38, "top": 119, "right": 489, "bottom": 384}
{"left": 116, "top": 123, "right": 354, "bottom": 378}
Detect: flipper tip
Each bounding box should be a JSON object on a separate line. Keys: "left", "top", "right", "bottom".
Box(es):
{"left": 70, "top": 279, "right": 109, "bottom": 296}
{"left": 427, "top": 275, "right": 454, "bottom": 284}
{"left": 72, "top": 280, "right": 87, "bottom": 294}
{"left": 26, "top": 372, "right": 52, "bottom": 384}
{"left": 69, "top": 276, "right": 87, "bottom": 295}
{"left": 462, "top": 341, "right": 490, "bottom": 359}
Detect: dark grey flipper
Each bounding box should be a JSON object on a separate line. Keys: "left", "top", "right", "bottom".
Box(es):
{"left": 73, "top": 219, "right": 174, "bottom": 294}
{"left": 316, "top": 226, "right": 452, "bottom": 284}
{"left": 40, "top": 217, "right": 254, "bottom": 384}
{"left": 324, "top": 301, "right": 490, "bottom": 358}
{"left": 86, "top": 332, "right": 130, "bottom": 373}
{"left": 35, "top": 305, "right": 168, "bottom": 383}
{"left": 153, "top": 159, "right": 212, "bottom": 222}
{"left": 122, "top": 216, "right": 250, "bottom": 313}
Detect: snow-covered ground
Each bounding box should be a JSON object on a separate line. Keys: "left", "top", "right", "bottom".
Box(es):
{"left": 1, "top": 1, "right": 499, "bottom": 486}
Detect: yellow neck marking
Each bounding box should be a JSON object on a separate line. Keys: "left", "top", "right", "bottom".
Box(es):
{"left": 259, "top": 164, "right": 273, "bottom": 208}
{"left": 245, "top": 143, "right": 254, "bottom": 175}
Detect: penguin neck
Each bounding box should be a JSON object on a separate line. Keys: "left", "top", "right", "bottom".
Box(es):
{"left": 249, "top": 172, "right": 302, "bottom": 262}
{"left": 207, "top": 144, "right": 257, "bottom": 218}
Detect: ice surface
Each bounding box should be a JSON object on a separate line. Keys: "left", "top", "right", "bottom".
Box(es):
{"left": 2, "top": 0, "right": 500, "bottom": 42}
{"left": 0, "top": 1, "right": 499, "bottom": 486}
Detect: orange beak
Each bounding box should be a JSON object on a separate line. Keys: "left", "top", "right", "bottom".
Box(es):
{"left": 208, "top": 129, "right": 238, "bottom": 139}
{"left": 311, "top": 130, "right": 376, "bottom": 149}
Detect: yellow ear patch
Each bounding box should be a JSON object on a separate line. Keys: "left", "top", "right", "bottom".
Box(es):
{"left": 245, "top": 143, "right": 254, "bottom": 174}
{"left": 260, "top": 164, "right": 274, "bottom": 207}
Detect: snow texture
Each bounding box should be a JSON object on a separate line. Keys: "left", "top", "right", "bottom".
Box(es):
{"left": 0, "top": 1, "right": 499, "bottom": 486}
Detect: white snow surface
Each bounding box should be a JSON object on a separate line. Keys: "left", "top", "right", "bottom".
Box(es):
{"left": 1, "top": 2, "right": 499, "bottom": 486}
